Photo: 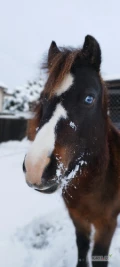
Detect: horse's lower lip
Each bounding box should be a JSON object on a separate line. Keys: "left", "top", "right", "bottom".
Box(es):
{"left": 35, "top": 183, "right": 58, "bottom": 194}
{"left": 26, "top": 179, "right": 59, "bottom": 194}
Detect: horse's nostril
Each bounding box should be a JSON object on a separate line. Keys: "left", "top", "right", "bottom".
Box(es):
{"left": 23, "top": 158, "right": 26, "bottom": 173}
{"left": 26, "top": 181, "right": 40, "bottom": 189}
{"left": 26, "top": 181, "right": 34, "bottom": 188}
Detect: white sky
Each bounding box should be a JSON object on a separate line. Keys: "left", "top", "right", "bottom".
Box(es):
{"left": 0, "top": 0, "right": 120, "bottom": 89}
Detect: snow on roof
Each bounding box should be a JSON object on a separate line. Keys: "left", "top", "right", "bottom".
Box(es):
{"left": 0, "top": 82, "right": 8, "bottom": 90}
{"left": 103, "top": 74, "right": 120, "bottom": 81}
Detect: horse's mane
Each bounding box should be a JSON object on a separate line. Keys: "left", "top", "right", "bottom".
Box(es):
{"left": 43, "top": 47, "right": 82, "bottom": 98}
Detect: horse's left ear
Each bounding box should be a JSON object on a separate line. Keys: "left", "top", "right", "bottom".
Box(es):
{"left": 83, "top": 35, "right": 101, "bottom": 72}
{"left": 48, "top": 41, "right": 60, "bottom": 68}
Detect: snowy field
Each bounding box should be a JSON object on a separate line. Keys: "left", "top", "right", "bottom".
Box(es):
{"left": 0, "top": 140, "right": 120, "bottom": 267}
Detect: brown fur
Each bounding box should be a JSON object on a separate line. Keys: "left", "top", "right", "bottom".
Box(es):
{"left": 27, "top": 99, "right": 43, "bottom": 140}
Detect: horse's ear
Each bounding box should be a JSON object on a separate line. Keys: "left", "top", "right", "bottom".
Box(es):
{"left": 48, "top": 41, "right": 60, "bottom": 67}
{"left": 83, "top": 35, "right": 101, "bottom": 71}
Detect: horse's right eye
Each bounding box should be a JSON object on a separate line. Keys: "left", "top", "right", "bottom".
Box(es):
{"left": 84, "top": 96, "right": 95, "bottom": 105}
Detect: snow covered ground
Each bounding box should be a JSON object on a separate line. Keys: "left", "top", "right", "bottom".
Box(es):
{"left": 0, "top": 140, "right": 120, "bottom": 267}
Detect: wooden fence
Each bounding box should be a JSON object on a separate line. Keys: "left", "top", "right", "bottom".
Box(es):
{"left": 0, "top": 117, "right": 27, "bottom": 142}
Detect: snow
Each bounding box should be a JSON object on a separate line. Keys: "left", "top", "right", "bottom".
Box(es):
{"left": 104, "top": 74, "right": 120, "bottom": 81}
{"left": 0, "top": 140, "right": 120, "bottom": 267}
{"left": 0, "top": 81, "right": 8, "bottom": 90}
{"left": 0, "top": 112, "right": 33, "bottom": 119}
{"left": 0, "top": 140, "right": 77, "bottom": 267}
{"left": 70, "top": 121, "right": 77, "bottom": 131}
{"left": 56, "top": 156, "right": 88, "bottom": 192}
{"left": 3, "top": 79, "right": 44, "bottom": 113}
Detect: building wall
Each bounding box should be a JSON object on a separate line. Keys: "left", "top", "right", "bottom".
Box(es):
{"left": 0, "top": 89, "right": 3, "bottom": 112}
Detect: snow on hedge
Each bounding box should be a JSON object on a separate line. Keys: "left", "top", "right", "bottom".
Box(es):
{"left": 3, "top": 79, "right": 44, "bottom": 113}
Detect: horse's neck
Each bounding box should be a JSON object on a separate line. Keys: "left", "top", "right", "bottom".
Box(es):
{"left": 85, "top": 121, "right": 120, "bottom": 181}
{"left": 79, "top": 131, "right": 109, "bottom": 175}
{"left": 97, "top": 121, "right": 120, "bottom": 200}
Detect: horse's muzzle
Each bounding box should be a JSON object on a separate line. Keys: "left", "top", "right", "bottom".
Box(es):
{"left": 23, "top": 155, "right": 59, "bottom": 194}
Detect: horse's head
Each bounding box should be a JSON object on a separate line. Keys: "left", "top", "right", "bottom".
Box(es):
{"left": 23, "top": 35, "right": 108, "bottom": 195}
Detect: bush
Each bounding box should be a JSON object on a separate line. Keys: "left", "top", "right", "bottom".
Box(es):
{"left": 3, "top": 79, "right": 44, "bottom": 113}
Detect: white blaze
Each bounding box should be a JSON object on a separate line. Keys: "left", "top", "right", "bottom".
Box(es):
{"left": 56, "top": 73, "right": 74, "bottom": 96}
{"left": 25, "top": 103, "right": 67, "bottom": 185}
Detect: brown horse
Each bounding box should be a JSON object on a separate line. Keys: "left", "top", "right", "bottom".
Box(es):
{"left": 23, "top": 35, "right": 120, "bottom": 267}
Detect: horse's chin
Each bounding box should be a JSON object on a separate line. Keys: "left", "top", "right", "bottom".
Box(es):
{"left": 35, "top": 183, "right": 59, "bottom": 194}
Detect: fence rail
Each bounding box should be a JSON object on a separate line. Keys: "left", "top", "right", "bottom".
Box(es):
{"left": 107, "top": 79, "right": 120, "bottom": 129}
{"left": 0, "top": 117, "right": 27, "bottom": 142}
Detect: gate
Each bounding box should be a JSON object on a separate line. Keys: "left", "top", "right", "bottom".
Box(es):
{"left": 107, "top": 79, "right": 120, "bottom": 129}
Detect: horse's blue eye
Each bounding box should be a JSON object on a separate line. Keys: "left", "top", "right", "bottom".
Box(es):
{"left": 84, "top": 96, "right": 94, "bottom": 105}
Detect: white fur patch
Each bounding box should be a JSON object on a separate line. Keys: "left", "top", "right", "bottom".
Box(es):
{"left": 56, "top": 73, "right": 74, "bottom": 96}
{"left": 26, "top": 103, "right": 67, "bottom": 167}
{"left": 87, "top": 224, "right": 96, "bottom": 265}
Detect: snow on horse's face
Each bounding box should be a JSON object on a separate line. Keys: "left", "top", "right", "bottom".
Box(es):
{"left": 23, "top": 36, "right": 106, "bottom": 193}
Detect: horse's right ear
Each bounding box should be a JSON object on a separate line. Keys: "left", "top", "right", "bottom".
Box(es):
{"left": 48, "top": 41, "right": 60, "bottom": 67}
